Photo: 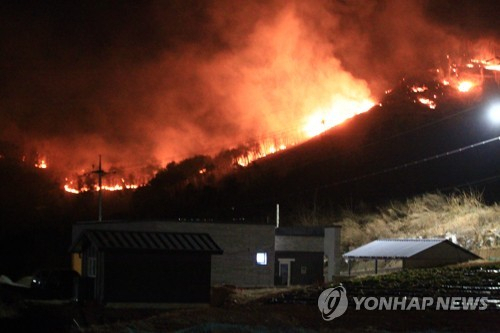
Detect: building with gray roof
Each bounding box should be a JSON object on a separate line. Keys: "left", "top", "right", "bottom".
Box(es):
{"left": 343, "top": 238, "right": 481, "bottom": 275}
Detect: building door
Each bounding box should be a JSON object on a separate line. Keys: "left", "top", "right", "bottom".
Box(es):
{"left": 280, "top": 263, "right": 289, "bottom": 285}
{"left": 278, "top": 258, "right": 295, "bottom": 286}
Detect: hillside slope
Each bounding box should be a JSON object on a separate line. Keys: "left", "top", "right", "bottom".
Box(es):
{"left": 132, "top": 77, "right": 500, "bottom": 222}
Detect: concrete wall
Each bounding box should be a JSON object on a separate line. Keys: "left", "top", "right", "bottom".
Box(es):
{"left": 324, "top": 227, "right": 342, "bottom": 281}
{"left": 275, "top": 235, "right": 324, "bottom": 252}
{"left": 73, "top": 221, "right": 275, "bottom": 287}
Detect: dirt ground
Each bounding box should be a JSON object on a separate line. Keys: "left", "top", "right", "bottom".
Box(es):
{"left": 81, "top": 298, "right": 500, "bottom": 333}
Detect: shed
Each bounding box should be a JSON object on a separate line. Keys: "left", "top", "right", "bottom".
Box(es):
{"left": 70, "top": 229, "right": 223, "bottom": 303}
{"left": 343, "top": 238, "right": 481, "bottom": 275}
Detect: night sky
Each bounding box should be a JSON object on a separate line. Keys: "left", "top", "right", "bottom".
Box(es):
{"left": 1, "top": 0, "right": 498, "bottom": 175}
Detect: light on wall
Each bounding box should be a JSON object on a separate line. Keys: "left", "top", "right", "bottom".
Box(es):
{"left": 256, "top": 252, "right": 267, "bottom": 265}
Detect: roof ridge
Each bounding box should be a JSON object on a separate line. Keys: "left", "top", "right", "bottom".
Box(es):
{"left": 377, "top": 238, "right": 445, "bottom": 242}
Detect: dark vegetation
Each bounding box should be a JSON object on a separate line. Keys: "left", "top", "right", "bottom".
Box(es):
{"left": 342, "top": 263, "right": 500, "bottom": 304}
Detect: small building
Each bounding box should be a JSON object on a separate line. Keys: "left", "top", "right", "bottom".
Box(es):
{"left": 274, "top": 226, "right": 341, "bottom": 285}
{"left": 343, "top": 238, "right": 481, "bottom": 275}
{"left": 71, "top": 221, "right": 343, "bottom": 303}
{"left": 70, "top": 229, "right": 222, "bottom": 303}
{"left": 72, "top": 221, "right": 276, "bottom": 289}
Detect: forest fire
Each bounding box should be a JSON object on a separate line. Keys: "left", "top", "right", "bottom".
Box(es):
{"left": 408, "top": 53, "right": 499, "bottom": 111}
{"left": 63, "top": 179, "right": 140, "bottom": 194}
{"left": 39, "top": 50, "right": 499, "bottom": 184}
{"left": 303, "top": 99, "right": 375, "bottom": 138}
{"left": 236, "top": 141, "right": 290, "bottom": 167}
{"left": 235, "top": 97, "right": 375, "bottom": 167}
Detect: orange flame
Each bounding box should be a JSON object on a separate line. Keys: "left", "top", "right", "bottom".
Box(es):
{"left": 457, "top": 81, "right": 474, "bottom": 93}
{"left": 236, "top": 142, "right": 289, "bottom": 167}
{"left": 235, "top": 97, "right": 375, "bottom": 167}
{"left": 410, "top": 85, "right": 428, "bottom": 93}
{"left": 417, "top": 98, "right": 436, "bottom": 109}
{"left": 63, "top": 182, "right": 140, "bottom": 194}
{"left": 35, "top": 159, "right": 47, "bottom": 169}
{"left": 63, "top": 176, "right": 141, "bottom": 194}
{"left": 303, "top": 99, "right": 375, "bottom": 138}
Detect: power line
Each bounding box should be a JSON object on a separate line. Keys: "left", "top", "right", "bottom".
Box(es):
{"left": 290, "top": 102, "right": 482, "bottom": 172}
{"left": 317, "top": 135, "right": 500, "bottom": 190}
{"left": 235, "top": 134, "right": 500, "bottom": 210}
{"left": 438, "top": 173, "right": 500, "bottom": 193}
{"left": 359, "top": 104, "right": 479, "bottom": 149}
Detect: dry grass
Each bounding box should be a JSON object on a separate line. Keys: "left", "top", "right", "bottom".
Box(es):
{"left": 307, "top": 191, "right": 500, "bottom": 254}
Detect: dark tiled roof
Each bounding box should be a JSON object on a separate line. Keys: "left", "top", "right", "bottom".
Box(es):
{"left": 70, "top": 230, "right": 223, "bottom": 254}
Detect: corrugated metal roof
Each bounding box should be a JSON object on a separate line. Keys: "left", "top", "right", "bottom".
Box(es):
{"left": 70, "top": 230, "right": 223, "bottom": 254}
{"left": 343, "top": 239, "right": 448, "bottom": 259}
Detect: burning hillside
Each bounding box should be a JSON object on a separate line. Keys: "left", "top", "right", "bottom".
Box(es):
{"left": 30, "top": 51, "right": 500, "bottom": 195}
{"left": 1, "top": 1, "right": 499, "bottom": 195}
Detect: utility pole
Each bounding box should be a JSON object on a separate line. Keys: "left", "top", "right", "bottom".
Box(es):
{"left": 276, "top": 203, "right": 279, "bottom": 228}
{"left": 92, "top": 155, "right": 106, "bottom": 222}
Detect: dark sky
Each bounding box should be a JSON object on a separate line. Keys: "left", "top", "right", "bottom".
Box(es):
{"left": 0, "top": 0, "right": 498, "bottom": 174}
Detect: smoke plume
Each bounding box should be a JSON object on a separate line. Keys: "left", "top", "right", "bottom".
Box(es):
{"left": 0, "top": 0, "right": 498, "bottom": 176}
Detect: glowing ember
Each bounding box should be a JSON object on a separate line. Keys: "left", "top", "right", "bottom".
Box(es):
{"left": 64, "top": 185, "right": 80, "bottom": 194}
{"left": 457, "top": 81, "right": 474, "bottom": 93}
{"left": 100, "top": 184, "right": 139, "bottom": 191}
{"left": 418, "top": 98, "right": 436, "bottom": 109}
{"left": 63, "top": 182, "right": 140, "bottom": 194}
{"left": 35, "top": 159, "right": 47, "bottom": 169}
{"left": 411, "top": 85, "right": 428, "bottom": 93}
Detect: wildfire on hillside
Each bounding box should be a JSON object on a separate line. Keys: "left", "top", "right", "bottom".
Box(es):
{"left": 61, "top": 55, "right": 498, "bottom": 187}
{"left": 31, "top": 48, "right": 500, "bottom": 192}
{"left": 62, "top": 169, "right": 146, "bottom": 194}
{"left": 63, "top": 182, "right": 140, "bottom": 194}
{"left": 234, "top": 97, "right": 375, "bottom": 167}
{"left": 235, "top": 51, "right": 500, "bottom": 167}
{"left": 402, "top": 54, "right": 500, "bottom": 111}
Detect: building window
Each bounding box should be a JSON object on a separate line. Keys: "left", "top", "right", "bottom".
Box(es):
{"left": 256, "top": 252, "right": 267, "bottom": 265}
